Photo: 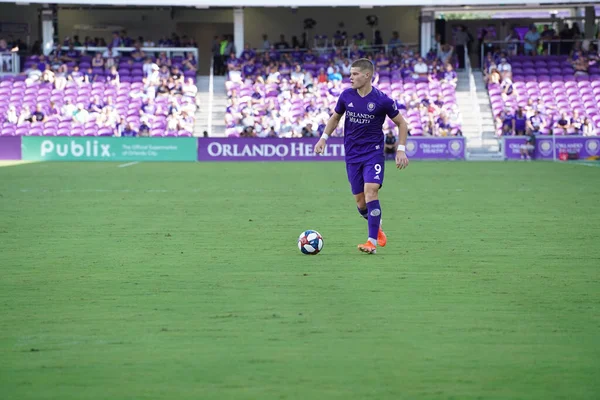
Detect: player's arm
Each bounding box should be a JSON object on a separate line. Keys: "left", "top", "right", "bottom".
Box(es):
{"left": 314, "top": 111, "right": 343, "bottom": 154}
{"left": 391, "top": 113, "right": 408, "bottom": 149}
{"left": 391, "top": 113, "right": 409, "bottom": 169}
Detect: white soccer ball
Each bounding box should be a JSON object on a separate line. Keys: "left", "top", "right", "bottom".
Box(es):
{"left": 298, "top": 230, "right": 324, "bottom": 255}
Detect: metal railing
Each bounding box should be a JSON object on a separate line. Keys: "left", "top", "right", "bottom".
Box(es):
{"left": 49, "top": 46, "right": 199, "bottom": 64}
{"left": 207, "top": 56, "right": 214, "bottom": 138}
{"left": 464, "top": 45, "right": 483, "bottom": 143}
{"left": 0, "top": 52, "right": 21, "bottom": 75}
{"left": 480, "top": 39, "right": 600, "bottom": 69}
{"left": 253, "top": 42, "right": 419, "bottom": 60}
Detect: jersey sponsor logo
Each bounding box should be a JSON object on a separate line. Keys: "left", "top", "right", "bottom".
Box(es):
{"left": 367, "top": 102, "right": 375, "bottom": 111}
{"left": 346, "top": 110, "right": 375, "bottom": 124}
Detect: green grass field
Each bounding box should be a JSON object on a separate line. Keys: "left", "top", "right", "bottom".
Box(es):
{"left": 1, "top": 161, "right": 599, "bottom": 400}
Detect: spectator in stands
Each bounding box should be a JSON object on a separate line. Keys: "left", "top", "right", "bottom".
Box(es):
{"left": 261, "top": 34, "right": 270, "bottom": 50}
{"left": 73, "top": 104, "right": 90, "bottom": 124}
{"left": 6, "top": 105, "right": 18, "bottom": 124}
{"left": 573, "top": 55, "right": 589, "bottom": 76}
{"left": 582, "top": 118, "right": 596, "bottom": 136}
{"left": 453, "top": 25, "right": 469, "bottom": 69}
{"left": 182, "top": 78, "right": 198, "bottom": 99}
{"left": 497, "top": 106, "right": 514, "bottom": 136}
{"left": 92, "top": 53, "right": 104, "bottom": 69}
{"left": 290, "top": 65, "right": 305, "bottom": 85}
{"left": 24, "top": 64, "right": 42, "bottom": 85}
{"left": 440, "top": 63, "right": 458, "bottom": 87}
{"left": 103, "top": 44, "right": 120, "bottom": 59}
{"left": 497, "top": 58, "right": 512, "bottom": 80}
{"left": 540, "top": 24, "right": 556, "bottom": 40}
{"left": 504, "top": 27, "right": 519, "bottom": 57}
{"left": 65, "top": 44, "right": 80, "bottom": 62}
{"left": 17, "top": 105, "right": 31, "bottom": 125}
{"left": 328, "top": 66, "right": 342, "bottom": 81}
{"left": 513, "top": 107, "right": 527, "bottom": 135}
{"left": 42, "top": 65, "right": 55, "bottom": 84}
{"left": 448, "top": 104, "right": 463, "bottom": 136}
{"left": 554, "top": 112, "right": 570, "bottom": 135}
{"left": 436, "top": 112, "right": 452, "bottom": 136}
{"left": 69, "top": 65, "right": 84, "bottom": 85}
{"left": 527, "top": 110, "right": 545, "bottom": 134}
{"left": 301, "top": 122, "right": 317, "bottom": 138}
{"left": 524, "top": 25, "right": 540, "bottom": 56}
{"left": 501, "top": 76, "right": 514, "bottom": 101}
{"left": 412, "top": 57, "right": 429, "bottom": 80}
{"left": 570, "top": 110, "right": 584, "bottom": 135}
{"left": 182, "top": 57, "right": 197, "bottom": 74}
{"left": 384, "top": 131, "right": 397, "bottom": 159}
{"left": 388, "top": 31, "right": 402, "bottom": 54}
{"left": 438, "top": 44, "right": 454, "bottom": 65}
{"left": 106, "top": 65, "right": 119, "bottom": 86}
{"left": 31, "top": 104, "right": 46, "bottom": 123}
{"left": 120, "top": 122, "right": 137, "bottom": 137}
{"left": 61, "top": 99, "right": 76, "bottom": 117}
{"left": 275, "top": 35, "right": 290, "bottom": 50}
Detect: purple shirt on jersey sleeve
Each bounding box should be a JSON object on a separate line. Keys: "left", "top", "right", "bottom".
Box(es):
{"left": 335, "top": 87, "right": 399, "bottom": 163}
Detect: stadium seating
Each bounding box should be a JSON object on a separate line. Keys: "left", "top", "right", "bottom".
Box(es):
{"left": 224, "top": 50, "right": 461, "bottom": 138}
{"left": 487, "top": 55, "right": 600, "bottom": 135}
{"left": 0, "top": 51, "right": 198, "bottom": 137}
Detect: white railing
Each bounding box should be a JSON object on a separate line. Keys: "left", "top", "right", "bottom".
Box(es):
{"left": 465, "top": 45, "right": 483, "bottom": 142}
{"left": 48, "top": 46, "right": 199, "bottom": 64}
{"left": 253, "top": 42, "right": 419, "bottom": 60}
{"left": 207, "top": 56, "right": 214, "bottom": 137}
{"left": 0, "top": 52, "right": 21, "bottom": 75}
{"left": 479, "top": 39, "right": 600, "bottom": 69}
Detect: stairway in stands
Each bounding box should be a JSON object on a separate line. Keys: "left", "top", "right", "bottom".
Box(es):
{"left": 194, "top": 75, "right": 227, "bottom": 137}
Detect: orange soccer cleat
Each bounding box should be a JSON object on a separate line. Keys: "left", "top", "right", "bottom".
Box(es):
{"left": 377, "top": 227, "right": 387, "bottom": 247}
{"left": 357, "top": 241, "right": 377, "bottom": 254}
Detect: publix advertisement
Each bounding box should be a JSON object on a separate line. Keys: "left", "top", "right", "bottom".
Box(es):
{"left": 21, "top": 137, "right": 197, "bottom": 161}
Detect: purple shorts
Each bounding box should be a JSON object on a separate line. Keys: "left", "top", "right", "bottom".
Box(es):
{"left": 346, "top": 154, "right": 385, "bottom": 195}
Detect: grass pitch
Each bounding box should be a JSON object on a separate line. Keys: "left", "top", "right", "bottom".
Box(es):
{"left": 0, "top": 161, "right": 599, "bottom": 400}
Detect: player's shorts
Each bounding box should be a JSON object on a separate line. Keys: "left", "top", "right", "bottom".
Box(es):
{"left": 346, "top": 153, "right": 385, "bottom": 195}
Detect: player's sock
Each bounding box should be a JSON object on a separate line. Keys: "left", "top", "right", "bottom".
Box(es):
{"left": 367, "top": 200, "right": 381, "bottom": 247}
{"left": 357, "top": 206, "right": 368, "bottom": 220}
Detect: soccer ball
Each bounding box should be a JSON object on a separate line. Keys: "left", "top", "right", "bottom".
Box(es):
{"left": 298, "top": 230, "right": 324, "bottom": 255}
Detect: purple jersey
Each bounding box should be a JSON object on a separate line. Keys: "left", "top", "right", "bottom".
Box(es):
{"left": 335, "top": 87, "right": 399, "bottom": 163}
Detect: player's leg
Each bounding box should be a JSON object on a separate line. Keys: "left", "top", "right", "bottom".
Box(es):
{"left": 354, "top": 192, "right": 368, "bottom": 220}
{"left": 346, "top": 162, "right": 366, "bottom": 212}
{"left": 357, "top": 158, "right": 386, "bottom": 254}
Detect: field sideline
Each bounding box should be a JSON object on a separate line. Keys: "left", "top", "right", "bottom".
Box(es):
{"left": 1, "top": 161, "right": 599, "bottom": 400}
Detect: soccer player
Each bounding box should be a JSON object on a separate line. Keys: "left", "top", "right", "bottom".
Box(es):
{"left": 314, "top": 58, "right": 409, "bottom": 254}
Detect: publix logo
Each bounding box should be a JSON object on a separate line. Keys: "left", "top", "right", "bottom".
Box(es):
{"left": 40, "top": 139, "right": 113, "bottom": 158}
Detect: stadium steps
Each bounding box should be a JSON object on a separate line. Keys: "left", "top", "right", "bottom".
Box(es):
{"left": 194, "top": 75, "right": 228, "bottom": 137}
{"left": 456, "top": 70, "right": 503, "bottom": 160}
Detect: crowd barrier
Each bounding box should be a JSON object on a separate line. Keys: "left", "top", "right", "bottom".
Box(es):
{"left": 503, "top": 136, "right": 600, "bottom": 160}
{"left": 0, "top": 136, "right": 466, "bottom": 162}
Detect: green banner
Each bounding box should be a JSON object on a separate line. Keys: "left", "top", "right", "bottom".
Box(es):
{"left": 22, "top": 137, "right": 197, "bottom": 162}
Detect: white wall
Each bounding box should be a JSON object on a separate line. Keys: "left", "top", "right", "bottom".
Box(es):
{"left": 0, "top": 3, "right": 41, "bottom": 47}
{"left": 57, "top": 8, "right": 233, "bottom": 44}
